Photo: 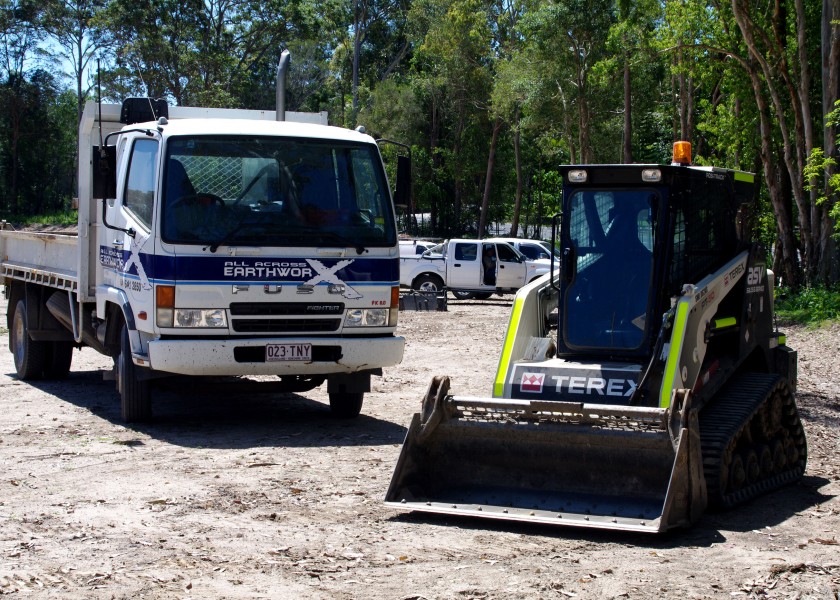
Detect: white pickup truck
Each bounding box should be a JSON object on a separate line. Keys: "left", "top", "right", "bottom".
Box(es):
{"left": 1, "top": 54, "right": 408, "bottom": 421}
{"left": 399, "top": 239, "right": 549, "bottom": 299}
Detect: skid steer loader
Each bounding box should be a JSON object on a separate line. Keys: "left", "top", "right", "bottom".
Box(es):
{"left": 385, "top": 143, "right": 806, "bottom": 533}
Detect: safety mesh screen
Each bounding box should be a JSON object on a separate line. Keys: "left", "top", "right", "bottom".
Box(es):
{"left": 670, "top": 175, "right": 738, "bottom": 291}
{"left": 179, "top": 155, "right": 242, "bottom": 199}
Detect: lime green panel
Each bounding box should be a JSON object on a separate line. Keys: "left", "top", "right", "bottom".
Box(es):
{"left": 494, "top": 297, "right": 525, "bottom": 397}
{"left": 660, "top": 301, "right": 689, "bottom": 408}
{"left": 713, "top": 317, "right": 737, "bottom": 329}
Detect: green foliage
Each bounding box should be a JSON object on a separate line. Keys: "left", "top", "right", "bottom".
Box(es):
{"left": 5, "top": 208, "right": 78, "bottom": 226}
{"left": 0, "top": 0, "right": 836, "bottom": 288}
{"left": 804, "top": 100, "right": 840, "bottom": 239}
{"left": 0, "top": 71, "right": 76, "bottom": 216}
{"left": 776, "top": 285, "right": 840, "bottom": 326}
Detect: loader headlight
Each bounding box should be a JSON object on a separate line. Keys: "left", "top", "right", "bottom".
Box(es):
{"left": 345, "top": 308, "right": 389, "bottom": 327}
{"left": 173, "top": 308, "right": 228, "bottom": 328}
{"left": 641, "top": 168, "right": 662, "bottom": 182}
{"left": 567, "top": 169, "right": 588, "bottom": 183}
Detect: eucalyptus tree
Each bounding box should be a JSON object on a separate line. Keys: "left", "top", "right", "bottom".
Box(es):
{"left": 102, "top": 0, "right": 307, "bottom": 107}
{"left": 396, "top": 0, "right": 496, "bottom": 235}
{"left": 40, "top": 0, "right": 110, "bottom": 122}
{"left": 1, "top": 0, "right": 43, "bottom": 211}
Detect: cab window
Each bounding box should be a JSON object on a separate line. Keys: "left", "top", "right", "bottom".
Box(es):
{"left": 124, "top": 138, "right": 159, "bottom": 228}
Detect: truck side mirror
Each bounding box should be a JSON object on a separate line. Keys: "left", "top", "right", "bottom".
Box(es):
{"left": 93, "top": 145, "right": 117, "bottom": 200}
{"left": 394, "top": 155, "right": 411, "bottom": 209}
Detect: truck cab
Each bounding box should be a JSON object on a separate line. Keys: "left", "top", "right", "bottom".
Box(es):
{"left": 96, "top": 108, "right": 405, "bottom": 419}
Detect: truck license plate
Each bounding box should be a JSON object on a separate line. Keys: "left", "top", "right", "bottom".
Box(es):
{"left": 266, "top": 343, "right": 312, "bottom": 362}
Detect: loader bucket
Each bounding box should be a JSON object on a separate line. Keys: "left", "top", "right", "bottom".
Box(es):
{"left": 385, "top": 377, "right": 707, "bottom": 533}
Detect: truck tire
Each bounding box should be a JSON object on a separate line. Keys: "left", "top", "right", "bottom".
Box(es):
{"left": 451, "top": 291, "right": 475, "bottom": 300}
{"left": 474, "top": 292, "right": 493, "bottom": 300}
{"left": 413, "top": 274, "right": 444, "bottom": 293}
{"left": 44, "top": 341, "right": 74, "bottom": 379}
{"left": 117, "top": 325, "right": 152, "bottom": 422}
{"left": 329, "top": 391, "right": 364, "bottom": 418}
{"left": 10, "top": 298, "right": 48, "bottom": 380}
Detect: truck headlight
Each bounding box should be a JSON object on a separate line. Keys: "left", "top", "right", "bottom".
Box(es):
{"left": 345, "top": 308, "right": 389, "bottom": 327}
{"left": 174, "top": 308, "right": 228, "bottom": 328}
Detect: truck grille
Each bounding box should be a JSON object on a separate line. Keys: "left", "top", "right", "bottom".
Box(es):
{"left": 228, "top": 302, "right": 344, "bottom": 334}
{"left": 232, "top": 318, "right": 341, "bottom": 333}
{"left": 230, "top": 302, "right": 344, "bottom": 316}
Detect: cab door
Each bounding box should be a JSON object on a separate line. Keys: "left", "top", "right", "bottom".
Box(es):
{"left": 447, "top": 241, "right": 482, "bottom": 288}
{"left": 494, "top": 242, "right": 526, "bottom": 288}
{"left": 112, "top": 137, "right": 158, "bottom": 329}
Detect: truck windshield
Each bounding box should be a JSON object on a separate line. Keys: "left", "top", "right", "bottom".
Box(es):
{"left": 562, "top": 189, "right": 658, "bottom": 351}
{"left": 161, "top": 136, "right": 397, "bottom": 249}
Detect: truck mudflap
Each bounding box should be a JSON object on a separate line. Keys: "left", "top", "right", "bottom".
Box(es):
{"left": 385, "top": 376, "right": 707, "bottom": 533}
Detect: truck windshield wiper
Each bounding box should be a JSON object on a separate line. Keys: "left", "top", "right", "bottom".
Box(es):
{"left": 324, "top": 232, "right": 368, "bottom": 255}
{"left": 297, "top": 228, "right": 368, "bottom": 255}
{"left": 205, "top": 214, "right": 270, "bottom": 253}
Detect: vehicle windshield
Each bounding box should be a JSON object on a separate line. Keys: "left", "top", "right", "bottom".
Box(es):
{"left": 562, "top": 189, "right": 657, "bottom": 351}
{"left": 518, "top": 241, "right": 560, "bottom": 261}
{"left": 161, "top": 136, "right": 396, "bottom": 249}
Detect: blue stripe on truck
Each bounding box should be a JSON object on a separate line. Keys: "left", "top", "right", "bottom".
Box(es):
{"left": 100, "top": 246, "right": 399, "bottom": 284}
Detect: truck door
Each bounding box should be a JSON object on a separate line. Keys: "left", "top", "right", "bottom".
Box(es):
{"left": 494, "top": 242, "right": 526, "bottom": 288}
{"left": 111, "top": 137, "right": 158, "bottom": 320}
{"left": 447, "top": 242, "right": 481, "bottom": 288}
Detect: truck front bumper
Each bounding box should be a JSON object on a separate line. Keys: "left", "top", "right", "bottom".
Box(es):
{"left": 144, "top": 335, "right": 405, "bottom": 376}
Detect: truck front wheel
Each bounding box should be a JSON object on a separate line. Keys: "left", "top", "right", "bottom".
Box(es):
{"left": 10, "top": 299, "right": 48, "bottom": 380}
{"left": 117, "top": 325, "right": 152, "bottom": 422}
{"left": 413, "top": 274, "right": 444, "bottom": 293}
{"left": 451, "top": 290, "right": 475, "bottom": 300}
{"left": 329, "top": 391, "right": 364, "bottom": 418}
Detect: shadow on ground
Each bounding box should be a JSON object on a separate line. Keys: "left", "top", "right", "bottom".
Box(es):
{"left": 9, "top": 368, "right": 408, "bottom": 450}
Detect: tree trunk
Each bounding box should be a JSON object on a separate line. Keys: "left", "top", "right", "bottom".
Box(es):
{"left": 822, "top": 0, "right": 840, "bottom": 282}
{"left": 478, "top": 118, "right": 502, "bottom": 238}
{"left": 747, "top": 65, "right": 801, "bottom": 287}
{"left": 732, "top": 0, "right": 811, "bottom": 282}
{"left": 510, "top": 109, "right": 523, "bottom": 236}
{"left": 623, "top": 55, "right": 633, "bottom": 163}
{"left": 352, "top": 0, "right": 365, "bottom": 115}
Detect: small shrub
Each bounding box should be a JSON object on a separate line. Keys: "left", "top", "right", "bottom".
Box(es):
{"left": 775, "top": 285, "right": 840, "bottom": 325}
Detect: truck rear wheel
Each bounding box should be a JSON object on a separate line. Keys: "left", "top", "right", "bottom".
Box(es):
{"left": 117, "top": 325, "right": 152, "bottom": 422}
{"left": 10, "top": 299, "right": 48, "bottom": 380}
{"left": 329, "top": 391, "right": 364, "bottom": 418}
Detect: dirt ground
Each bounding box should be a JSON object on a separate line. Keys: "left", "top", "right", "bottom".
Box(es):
{"left": 0, "top": 295, "right": 838, "bottom": 599}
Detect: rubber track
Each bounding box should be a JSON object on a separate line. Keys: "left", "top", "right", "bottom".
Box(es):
{"left": 699, "top": 373, "right": 807, "bottom": 509}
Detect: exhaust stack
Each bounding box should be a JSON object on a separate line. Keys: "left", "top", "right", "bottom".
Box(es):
{"left": 276, "top": 50, "right": 290, "bottom": 122}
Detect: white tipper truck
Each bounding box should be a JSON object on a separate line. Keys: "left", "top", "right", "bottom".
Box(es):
{"left": 1, "top": 54, "right": 408, "bottom": 421}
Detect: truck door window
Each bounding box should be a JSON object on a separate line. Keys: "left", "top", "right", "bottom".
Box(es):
{"left": 496, "top": 243, "right": 520, "bottom": 263}
{"left": 124, "top": 138, "right": 158, "bottom": 228}
{"left": 454, "top": 244, "right": 477, "bottom": 261}
{"left": 518, "top": 244, "right": 540, "bottom": 260}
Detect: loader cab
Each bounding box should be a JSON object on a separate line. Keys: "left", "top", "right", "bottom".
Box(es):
{"left": 556, "top": 163, "right": 744, "bottom": 360}
{"left": 558, "top": 178, "right": 662, "bottom": 354}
